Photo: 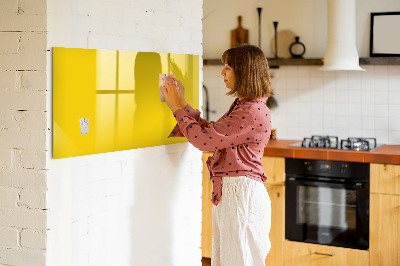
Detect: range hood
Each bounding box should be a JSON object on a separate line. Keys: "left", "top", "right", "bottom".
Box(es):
{"left": 320, "top": 0, "right": 365, "bottom": 71}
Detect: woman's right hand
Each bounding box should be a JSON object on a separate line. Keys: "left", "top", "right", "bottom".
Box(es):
{"left": 169, "top": 76, "right": 187, "bottom": 108}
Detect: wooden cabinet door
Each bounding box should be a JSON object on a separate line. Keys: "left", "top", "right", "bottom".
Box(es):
{"left": 370, "top": 163, "right": 400, "bottom": 195}
{"left": 284, "top": 241, "right": 369, "bottom": 266}
{"left": 202, "top": 152, "right": 213, "bottom": 258}
{"left": 370, "top": 193, "right": 400, "bottom": 266}
{"left": 262, "top": 156, "right": 285, "bottom": 186}
{"left": 265, "top": 184, "right": 284, "bottom": 266}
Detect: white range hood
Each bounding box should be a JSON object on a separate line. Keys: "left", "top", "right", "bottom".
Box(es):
{"left": 320, "top": 0, "right": 365, "bottom": 71}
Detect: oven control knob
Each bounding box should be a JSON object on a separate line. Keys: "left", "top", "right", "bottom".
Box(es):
{"left": 340, "top": 164, "right": 347, "bottom": 174}
{"left": 304, "top": 162, "right": 312, "bottom": 171}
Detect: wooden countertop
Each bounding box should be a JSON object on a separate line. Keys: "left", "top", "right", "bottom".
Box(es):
{"left": 263, "top": 139, "right": 400, "bottom": 165}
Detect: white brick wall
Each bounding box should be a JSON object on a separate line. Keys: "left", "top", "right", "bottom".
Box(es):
{"left": 0, "top": 0, "right": 48, "bottom": 265}
{"left": 46, "top": 1, "right": 203, "bottom": 266}
{"left": 2, "top": 0, "right": 203, "bottom": 264}
{"left": 21, "top": 229, "right": 47, "bottom": 250}
{"left": 0, "top": 227, "right": 19, "bottom": 247}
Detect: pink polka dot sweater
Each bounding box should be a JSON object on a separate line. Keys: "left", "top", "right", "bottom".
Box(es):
{"left": 169, "top": 97, "right": 272, "bottom": 206}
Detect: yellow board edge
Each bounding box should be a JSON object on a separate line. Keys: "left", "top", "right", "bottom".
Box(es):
{"left": 53, "top": 47, "right": 199, "bottom": 159}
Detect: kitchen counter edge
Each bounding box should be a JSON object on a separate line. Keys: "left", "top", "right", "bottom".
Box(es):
{"left": 262, "top": 139, "right": 400, "bottom": 165}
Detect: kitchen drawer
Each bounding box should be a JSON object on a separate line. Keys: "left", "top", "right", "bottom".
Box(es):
{"left": 284, "top": 240, "right": 369, "bottom": 266}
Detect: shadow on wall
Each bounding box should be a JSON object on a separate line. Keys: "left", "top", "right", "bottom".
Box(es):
{"left": 132, "top": 52, "right": 166, "bottom": 146}
{"left": 129, "top": 145, "right": 192, "bottom": 265}
{"left": 129, "top": 53, "right": 190, "bottom": 265}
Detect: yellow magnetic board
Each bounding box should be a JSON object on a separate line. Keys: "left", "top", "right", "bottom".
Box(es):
{"left": 52, "top": 47, "right": 199, "bottom": 159}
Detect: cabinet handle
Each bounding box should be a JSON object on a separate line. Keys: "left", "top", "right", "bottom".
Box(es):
{"left": 314, "top": 252, "right": 335, "bottom": 257}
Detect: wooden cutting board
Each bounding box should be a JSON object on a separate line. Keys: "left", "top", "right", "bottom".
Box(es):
{"left": 231, "top": 16, "right": 249, "bottom": 48}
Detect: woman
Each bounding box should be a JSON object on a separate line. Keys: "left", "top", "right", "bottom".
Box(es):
{"left": 161, "top": 44, "right": 273, "bottom": 266}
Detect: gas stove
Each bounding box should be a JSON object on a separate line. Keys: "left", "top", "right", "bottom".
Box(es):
{"left": 289, "top": 135, "right": 381, "bottom": 151}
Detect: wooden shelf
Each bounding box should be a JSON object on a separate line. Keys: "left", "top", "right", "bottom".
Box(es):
{"left": 268, "top": 58, "right": 322, "bottom": 67}
{"left": 359, "top": 57, "right": 400, "bottom": 65}
{"left": 203, "top": 58, "right": 322, "bottom": 67}
{"left": 203, "top": 57, "right": 400, "bottom": 67}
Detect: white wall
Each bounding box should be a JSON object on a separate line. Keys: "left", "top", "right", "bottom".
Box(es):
{"left": 203, "top": 0, "right": 326, "bottom": 59}
{"left": 0, "top": 0, "right": 48, "bottom": 265}
{"left": 203, "top": 0, "right": 400, "bottom": 145}
{"left": 46, "top": 1, "right": 203, "bottom": 266}
{"left": 203, "top": 0, "right": 400, "bottom": 58}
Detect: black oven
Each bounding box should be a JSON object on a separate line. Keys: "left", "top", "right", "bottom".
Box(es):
{"left": 285, "top": 158, "right": 369, "bottom": 250}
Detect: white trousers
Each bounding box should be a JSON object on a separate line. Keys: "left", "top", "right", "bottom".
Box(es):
{"left": 212, "top": 176, "right": 271, "bottom": 266}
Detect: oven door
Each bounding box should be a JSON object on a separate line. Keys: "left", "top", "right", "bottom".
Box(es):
{"left": 285, "top": 177, "right": 369, "bottom": 250}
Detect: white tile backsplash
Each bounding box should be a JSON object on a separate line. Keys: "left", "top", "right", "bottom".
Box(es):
{"left": 203, "top": 65, "right": 400, "bottom": 144}
{"left": 374, "top": 78, "right": 388, "bottom": 91}
{"left": 388, "top": 65, "right": 400, "bottom": 76}
{"left": 348, "top": 72, "right": 362, "bottom": 90}
{"left": 286, "top": 77, "right": 299, "bottom": 89}
{"left": 388, "top": 74, "right": 400, "bottom": 91}
{"left": 362, "top": 89, "right": 375, "bottom": 103}
{"left": 389, "top": 131, "right": 400, "bottom": 143}
{"left": 374, "top": 65, "right": 388, "bottom": 77}
{"left": 388, "top": 91, "right": 400, "bottom": 104}
{"left": 336, "top": 90, "right": 349, "bottom": 103}
{"left": 389, "top": 118, "right": 400, "bottom": 131}
{"left": 374, "top": 90, "right": 388, "bottom": 104}
{"left": 375, "top": 104, "right": 389, "bottom": 117}
{"left": 389, "top": 104, "right": 400, "bottom": 117}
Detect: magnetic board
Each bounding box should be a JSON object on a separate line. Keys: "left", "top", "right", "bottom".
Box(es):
{"left": 53, "top": 47, "right": 199, "bottom": 159}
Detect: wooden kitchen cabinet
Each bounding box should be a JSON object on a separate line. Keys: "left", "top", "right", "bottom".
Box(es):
{"left": 284, "top": 241, "right": 369, "bottom": 266}
{"left": 262, "top": 156, "right": 285, "bottom": 266}
{"left": 261, "top": 156, "right": 285, "bottom": 186}
{"left": 370, "top": 193, "right": 400, "bottom": 266}
{"left": 370, "top": 163, "right": 400, "bottom": 195}
{"left": 202, "top": 152, "right": 213, "bottom": 258}
{"left": 201, "top": 154, "right": 286, "bottom": 266}
{"left": 370, "top": 163, "right": 400, "bottom": 266}
{"left": 264, "top": 184, "right": 285, "bottom": 266}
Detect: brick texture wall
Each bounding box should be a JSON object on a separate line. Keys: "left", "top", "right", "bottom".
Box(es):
{"left": 0, "top": 0, "right": 48, "bottom": 265}
{"left": 1, "top": 0, "right": 203, "bottom": 265}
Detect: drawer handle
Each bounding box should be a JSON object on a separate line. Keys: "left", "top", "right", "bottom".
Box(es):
{"left": 314, "top": 252, "right": 335, "bottom": 257}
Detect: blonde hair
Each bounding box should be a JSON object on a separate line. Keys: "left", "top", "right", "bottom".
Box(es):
{"left": 221, "top": 44, "right": 273, "bottom": 99}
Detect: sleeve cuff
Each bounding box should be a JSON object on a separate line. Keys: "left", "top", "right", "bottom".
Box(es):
{"left": 168, "top": 109, "right": 187, "bottom": 138}
{"left": 184, "top": 104, "right": 200, "bottom": 118}
{"left": 173, "top": 108, "right": 187, "bottom": 122}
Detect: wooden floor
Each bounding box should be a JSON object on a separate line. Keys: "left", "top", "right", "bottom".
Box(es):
{"left": 202, "top": 257, "right": 211, "bottom": 266}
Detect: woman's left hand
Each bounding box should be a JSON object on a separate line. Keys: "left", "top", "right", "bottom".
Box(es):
{"left": 161, "top": 76, "right": 185, "bottom": 113}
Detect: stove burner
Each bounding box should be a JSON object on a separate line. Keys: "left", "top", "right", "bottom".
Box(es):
{"left": 295, "top": 136, "right": 378, "bottom": 151}
{"left": 340, "top": 137, "right": 377, "bottom": 151}
{"left": 301, "top": 135, "right": 339, "bottom": 149}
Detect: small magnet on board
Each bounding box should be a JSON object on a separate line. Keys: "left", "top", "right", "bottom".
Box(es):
{"left": 79, "top": 118, "right": 89, "bottom": 135}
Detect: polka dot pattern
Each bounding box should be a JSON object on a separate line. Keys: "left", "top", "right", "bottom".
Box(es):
{"left": 169, "top": 97, "right": 272, "bottom": 206}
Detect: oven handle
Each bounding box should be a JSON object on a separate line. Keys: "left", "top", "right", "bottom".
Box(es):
{"left": 286, "top": 177, "right": 364, "bottom": 189}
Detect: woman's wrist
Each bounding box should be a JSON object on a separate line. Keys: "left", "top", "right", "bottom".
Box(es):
{"left": 171, "top": 103, "right": 185, "bottom": 113}
{"left": 180, "top": 100, "right": 188, "bottom": 109}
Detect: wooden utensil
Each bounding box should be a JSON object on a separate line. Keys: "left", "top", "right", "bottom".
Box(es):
{"left": 231, "top": 16, "right": 249, "bottom": 48}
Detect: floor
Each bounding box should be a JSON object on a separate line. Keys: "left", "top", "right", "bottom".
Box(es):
{"left": 202, "top": 257, "right": 211, "bottom": 266}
